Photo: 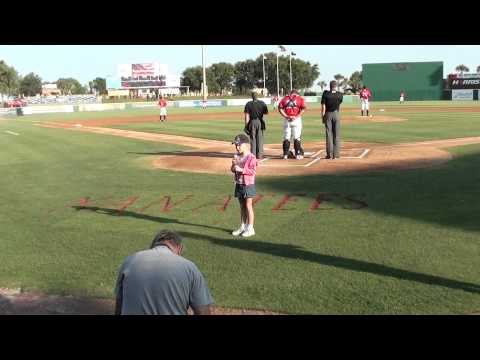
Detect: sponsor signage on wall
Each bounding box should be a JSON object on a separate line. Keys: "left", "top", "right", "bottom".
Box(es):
{"left": 177, "top": 100, "right": 225, "bottom": 108}
{"left": 448, "top": 73, "right": 480, "bottom": 89}
{"left": 450, "top": 78, "right": 480, "bottom": 89}
{"left": 452, "top": 89, "right": 474, "bottom": 100}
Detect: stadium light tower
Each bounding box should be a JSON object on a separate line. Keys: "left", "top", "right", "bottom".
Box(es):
{"left": 276, "top": 52, "right": 280, "bottom": 97}
{"left": 202, "top": 45, "right": 207, "bottom": 101}
{"left": 277, "top": 46, "right": 287, "bottom": 97}
{"left": 289, "top": 51, "right": 296, "bottom": 91}
{"left": 262, "top": 54, "right": 266, "bottom": 95}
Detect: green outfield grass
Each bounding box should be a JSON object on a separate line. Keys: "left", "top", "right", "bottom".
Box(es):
{"left": 98, "top": 102, "right": 480, "bottom": 144}
{"left": 1, "top": 101, "right": 480, "bottom": 314}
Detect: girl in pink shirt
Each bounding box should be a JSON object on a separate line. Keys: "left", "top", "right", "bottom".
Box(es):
{"left": 230, "top": 134, "right": 257, "bottom": 237}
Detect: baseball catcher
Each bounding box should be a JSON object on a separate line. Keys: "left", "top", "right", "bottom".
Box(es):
{"left": 278, "top": 89, "right": 306, "bottom": 160}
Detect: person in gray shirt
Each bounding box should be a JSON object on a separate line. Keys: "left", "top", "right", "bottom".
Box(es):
{"left": 114, "top": 229, "right": 214, "bottom": 315}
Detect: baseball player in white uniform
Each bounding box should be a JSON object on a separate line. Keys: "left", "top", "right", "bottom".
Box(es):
{"left": 359, "top": 86, "right": 372, "bottom": 117}
{"left": 278, "top": 89, "right": 306, "bottom": 160}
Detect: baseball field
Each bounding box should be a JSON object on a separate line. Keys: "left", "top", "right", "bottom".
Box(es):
{"left": 1, "top": 101, "right": 480, "bottom": 314}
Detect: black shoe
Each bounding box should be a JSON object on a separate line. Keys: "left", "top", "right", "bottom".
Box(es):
{"left": 325, "top": 156, "right": 332, "bottom": 159}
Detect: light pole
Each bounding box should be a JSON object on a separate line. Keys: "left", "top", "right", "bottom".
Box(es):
{"left": 277, "top": 45, "right": 287, "bottom": 96}
{"left": 276, "top": 52, "right": 280, "bottom": 97}
{"left": 201, "top": 45, "right": 207, "bottom": 101}
{"left": 289, "top": 51, "right": 296, "bottom": 91}
{"left": 262, "top": 54, "right": 266, "bottom": 95}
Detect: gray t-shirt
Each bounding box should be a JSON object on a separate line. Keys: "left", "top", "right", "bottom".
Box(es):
{"left": 115, "top": 246, "right": 214, "bottom": 315}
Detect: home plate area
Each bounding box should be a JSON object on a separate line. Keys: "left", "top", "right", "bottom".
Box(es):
{"left": 260, "top": 146, "right": 370, "bottom": 167}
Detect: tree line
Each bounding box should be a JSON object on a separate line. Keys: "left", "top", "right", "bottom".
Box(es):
{"left": 3, "top": 57, "right": 480, "bottom": 99}
{"left": 0, "top": 60, "right": 107, "bottom": 97}
{"left": 181, "top": 53, "right": 322, "bottom": 95}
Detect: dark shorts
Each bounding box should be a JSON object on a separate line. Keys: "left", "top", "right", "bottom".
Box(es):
{"left": 234, "top": 184, "right": 256, "bottom": 199}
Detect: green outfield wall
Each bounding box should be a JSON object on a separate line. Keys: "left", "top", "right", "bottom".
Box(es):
{"left": 362, "top": 62, "right": 444, "bottom": 101}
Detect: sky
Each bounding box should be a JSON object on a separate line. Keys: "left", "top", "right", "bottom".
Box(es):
{"left": 1, "top": 45, "right": 479, "bottom": 87}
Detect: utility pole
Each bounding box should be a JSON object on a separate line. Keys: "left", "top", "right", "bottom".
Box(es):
{"left": 262, "top": 54, "right": 266, "bottom": 95}
{"left": 289, "top": 53, "right": 293, "bottom": 91}
{"left": 276, "top": 52, "right": 280, "bottom": 97}
{"left": 201, "top": 45, "right": 207, "bottom": 101}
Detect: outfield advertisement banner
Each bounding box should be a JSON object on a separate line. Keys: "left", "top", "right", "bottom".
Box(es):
{"left": 449, "top": 77, "right": 480, "bottom": 89}
{"left": 130, "top": 103, "right": 159, "bottom": 108}
{"left": 177, "top": 100, "right": 225, "bottom": 108}
{"left": 77, "top": 103, "right": 126, "bottom": 111}
{"left": 205, "top": 100, "right": 224, "bottom": 107}
{"left": 452, "top": 89, "right": 474, "bottom": 100}
{"left": 227, "top": 98, "right": 272, "bottom": 106}
{"left": 304, "top": 96, "right": 321, "bottom": 103}
{"left": 26, "top": 105, "right": 75, "bottom": 114}
{"left": 226, "top": 99, "right": 249, "bottom": 106}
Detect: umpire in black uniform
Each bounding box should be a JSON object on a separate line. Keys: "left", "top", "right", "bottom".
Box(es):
{"left": 244, "top": 92, "right": 268, "bottom": 160}
{"left": 321, "top": 80, "right": 343, "bottom": 159}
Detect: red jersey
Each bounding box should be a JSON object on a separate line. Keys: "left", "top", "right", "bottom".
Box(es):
{"left": 158, "top": 99, "right": 167, "bottom": 108}
{"left": 278, "top": 94, "right": 306, "bottom": 117}
{"left": 359, "top": 88, "right": 372, "bottom": 100}
{"left": 400, "top": 91, "right": 405, "bottom": 97}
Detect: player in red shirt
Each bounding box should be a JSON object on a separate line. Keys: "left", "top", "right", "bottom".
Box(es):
{"left": 359, "top": 86, "right": 372, "bottom": 117}
{"left": 278, "top": 89, "right": 306, "bottom": 160}
{"left": 158, "top": 95, "right": 168, "bottom": 122}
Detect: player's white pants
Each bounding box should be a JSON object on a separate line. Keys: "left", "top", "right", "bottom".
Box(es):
{"left": 160, "top": 108, "right": 167, "bottom": 116}
{"left": 399, "top": 96, "right": 404, "bottom": 102}
{"left": 283, "top": 117, "right": 302, "bottom": 141}
{"left": 361, "top": 99, "right": 369, "bottom": 111}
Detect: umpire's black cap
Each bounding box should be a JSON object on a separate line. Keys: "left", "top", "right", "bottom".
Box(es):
{"left": 232, "top": 134, "right": 250, "bottom": 145}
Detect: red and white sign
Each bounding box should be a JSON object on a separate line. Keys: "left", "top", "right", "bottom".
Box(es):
{"left": 132, "top": 63, "right": 155, "bottom": 76}
{"left": 117, "top": 63, "right": 168, "bottom": 78}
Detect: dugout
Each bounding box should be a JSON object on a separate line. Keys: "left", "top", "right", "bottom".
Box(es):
{"left": 362, "top": 62, "right": 444, "bottom": 101}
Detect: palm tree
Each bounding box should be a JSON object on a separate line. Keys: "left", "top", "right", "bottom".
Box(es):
{"left": 348, "top": 71, "right": 363, "bottom": 93}
{"left": 455, "top": 64, "right": 469, "bottom": 75}
{"left": 333, "top": 74, "right": 344, "bottom": 90}
{"left": 317, "top": 80, "right": 327, "bottom": 91}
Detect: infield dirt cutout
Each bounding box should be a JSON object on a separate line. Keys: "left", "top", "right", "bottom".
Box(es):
{"left": 39, "top": 111, "right": 480, "bottom": 176}
{"left": 38, "top": 106, "right": 480, "bottom": 175}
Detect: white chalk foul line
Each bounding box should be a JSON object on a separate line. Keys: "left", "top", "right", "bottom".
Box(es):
{"left": 358, "top": 148, "right": 370, "bottom": 158}
{"left": 259, "top": 157, "right": 270, "bottom": 163}
{"left": 315, "top": 148, "right": 371, "bottom": 159}
{"left": 305, "top": 157, "right": 321, "bottom": 167}
{"left": 309, "top": 150, "right": 322, "bottom": 158}
{"left": 5, "top": 131, "right": 19, "bottom": 136}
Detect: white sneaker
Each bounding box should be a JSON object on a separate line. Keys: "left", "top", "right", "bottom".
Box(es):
{"left": 296, "top": 154, "right": 304, "bottom": 160}
{"left": 241, "top": 227, "right": 255, "bottom": 237}
{"left": 232, "top": 224, "right": 246, "bottom": 236}
{"left": 283, "top": 155, "right": 288, "bottom": 160}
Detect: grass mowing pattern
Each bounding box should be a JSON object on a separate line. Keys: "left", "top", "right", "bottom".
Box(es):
{"left": 0, "top": 102, "right": 479, "bottom": 313}
{"left": 96, "top": 102, "right": 480, "bottom": 144}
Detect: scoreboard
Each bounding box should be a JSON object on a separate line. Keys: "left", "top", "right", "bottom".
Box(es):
{"left": 121, "top": 75, "right": 167, "bottom": 88}
{"left": 110, "top": 63, "right": 180, "bottom": 89}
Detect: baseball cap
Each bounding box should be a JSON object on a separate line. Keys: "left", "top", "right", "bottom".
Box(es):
{"left": 232, "top": 134, "right": 250, "bottom": 145}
